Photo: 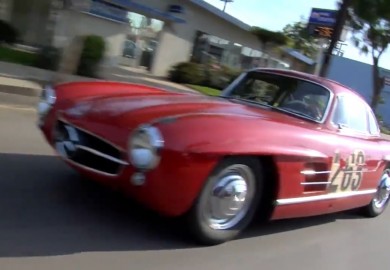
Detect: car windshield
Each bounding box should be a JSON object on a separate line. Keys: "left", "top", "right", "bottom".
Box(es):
{"left": 225, "top": 71, "right": 331, "bottom": 122}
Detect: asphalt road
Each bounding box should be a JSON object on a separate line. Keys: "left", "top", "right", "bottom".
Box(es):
{"left": 1, "top": 104, "right": 390, "bottom": 270}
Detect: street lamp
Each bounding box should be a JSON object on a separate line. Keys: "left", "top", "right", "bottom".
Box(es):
{"left": 220, "top": 0, "right": 234, "bottom": 12}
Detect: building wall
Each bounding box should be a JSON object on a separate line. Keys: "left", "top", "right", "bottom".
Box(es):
{"left": 10, "top": 0, "right": 52, "bottom": 46}
{"left": 53, "top": 10, "right": 128, "bottom": 67}
{"left": 0, "top": 0, "right": 12, "bottom": 22}
{"left": 149, "top": 1, "right": 261, "bottom": 76}
{"left": 327, "top": 56, "right": 390, "bottom": 125}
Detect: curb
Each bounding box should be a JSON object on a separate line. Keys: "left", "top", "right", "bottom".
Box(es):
{"left": 0, "top": 84, "right": 42, "bottom": 97}
{"left": 0, "top": 91, "right": 39, "bottom": 108}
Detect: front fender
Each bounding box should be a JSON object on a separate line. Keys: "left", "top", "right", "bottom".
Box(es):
{"left": 53, "top": 81, "right": 186, "bottom": 104}
{"left": 156, "top": 113, "right": 328, "bottom": 160}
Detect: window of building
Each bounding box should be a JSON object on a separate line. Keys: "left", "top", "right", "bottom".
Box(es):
{"left": 190, "top": 30, "right": 289, "bottom": 71}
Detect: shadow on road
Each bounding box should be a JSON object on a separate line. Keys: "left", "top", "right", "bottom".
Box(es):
{"left": 0, "top": 153, "right": 365, "bottom": 257}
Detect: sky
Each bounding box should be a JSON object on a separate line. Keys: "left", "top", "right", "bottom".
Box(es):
{"left": 203, "top": 0, "right": 390, "bottom": 70}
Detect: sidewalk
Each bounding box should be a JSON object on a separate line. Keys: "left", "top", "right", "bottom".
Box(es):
{"left": 0, "top": 61, "right": 196, "bottom": 104}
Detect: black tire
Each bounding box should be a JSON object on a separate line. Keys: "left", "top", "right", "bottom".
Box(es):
{"left": 360, "top": 168, "right": 390, "bottom": 217}
{"left": 186, "top": 157, "right": 263, "bottom": 246}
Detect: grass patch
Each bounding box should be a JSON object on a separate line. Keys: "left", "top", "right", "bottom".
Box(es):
{"left": 0, "top": 46, "right": 38, "bottom": 66}
{"left": 186, "top": 84, "right": 221, "bottom": 96}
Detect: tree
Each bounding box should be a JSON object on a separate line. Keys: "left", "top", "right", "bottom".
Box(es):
{"left": 348, "top": 0, "right": 390, "bottom": 112}
{"left": 282, "top": 19, "right": 319, "bottom": 58}
{"left": 250, "top": 27, "right": 287, "bottom": 67}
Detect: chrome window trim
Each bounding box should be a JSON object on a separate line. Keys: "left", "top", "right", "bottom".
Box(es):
{"left": 220, "top": 70, "right": 335, "bottom": 125}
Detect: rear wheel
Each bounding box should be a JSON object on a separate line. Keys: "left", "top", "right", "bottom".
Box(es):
{"left": 361, "top": 168, "right": 390, "bottom": 217}
{"left": 186, "top": 157, "right": 263, "bottom": 245}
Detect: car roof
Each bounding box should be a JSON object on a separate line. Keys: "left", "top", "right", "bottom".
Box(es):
{"left": 250, "top": 68, "right": 366, "bottom": 101}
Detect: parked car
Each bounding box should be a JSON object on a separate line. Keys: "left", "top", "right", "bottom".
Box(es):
{"left": 37, "top": 68, "right": 390, "bottom": 245}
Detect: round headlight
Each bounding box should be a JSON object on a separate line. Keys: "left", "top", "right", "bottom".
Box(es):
{"left": 129, "top": 125, "right": 164, "bottom": 170}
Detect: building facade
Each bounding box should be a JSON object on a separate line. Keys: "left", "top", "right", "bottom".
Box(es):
{"left": 327, "top": 55, "right": 390, "bottom": 126}
{"left": 0, "top": 0, "right": 298, "bottom": 76}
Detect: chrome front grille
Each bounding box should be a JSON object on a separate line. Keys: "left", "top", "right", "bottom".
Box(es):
{"left": 53, "top": 120, "right": 127, "bottom": 175}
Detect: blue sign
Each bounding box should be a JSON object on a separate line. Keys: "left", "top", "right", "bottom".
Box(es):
{"left": 100, "top": 0, "right": 186, "bottom": 23}
{"left": 308, "top": 8, "right": 337, "bottom": 27}
{"left": 89, "top": 0, "right": 129, "bottom": 23}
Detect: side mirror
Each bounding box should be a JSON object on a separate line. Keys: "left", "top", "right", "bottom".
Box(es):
{"left": 337, "top": 123, "right": 348, "bottom": 129}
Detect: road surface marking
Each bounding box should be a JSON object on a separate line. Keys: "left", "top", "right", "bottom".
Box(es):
{"left": 0, "top": 104, "right": 36, "bottom": 112}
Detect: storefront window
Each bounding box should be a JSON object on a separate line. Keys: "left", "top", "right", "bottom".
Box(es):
{"left": 191, "top": 30, "right": 289, "bottom": 71}
{"left": 122, "top": 12, "right": 164, "bottom": 70}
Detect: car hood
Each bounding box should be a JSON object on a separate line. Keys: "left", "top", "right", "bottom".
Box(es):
{"left": 60, "top": 92, "right": 318, "bottom": 148}
{"left": 64, "top": 92, "right": 312, "bottom": 126}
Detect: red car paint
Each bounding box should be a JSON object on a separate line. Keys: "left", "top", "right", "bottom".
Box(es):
{"left": 38, "top": 69, "right": 390, "bottom": 219}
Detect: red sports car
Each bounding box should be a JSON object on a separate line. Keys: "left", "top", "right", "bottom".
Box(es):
{"left": 37, "top": 68, "right": 390, "bottom": 245}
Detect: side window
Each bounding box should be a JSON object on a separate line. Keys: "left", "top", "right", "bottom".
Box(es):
{"left": 332, "top": 95, "right": 369, "bottom": 133}
{"left": 367, "top": 108, "right": 380, "bottom": 135}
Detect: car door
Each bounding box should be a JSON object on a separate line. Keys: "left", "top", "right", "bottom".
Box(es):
{"left": 326, "top": 94, "right": 382, "bottom": 212}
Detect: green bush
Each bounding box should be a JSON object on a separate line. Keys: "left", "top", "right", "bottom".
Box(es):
{"left": 76, "top": 35, "right": 106, "bottom": 77}
{"left": 35, "top": 46, "right": 61, "bottom": 70}
{"left": 221, "top": 65, "right": 241, "bottom": 84}
{"left": 168, "top": 62, "right": 205, "bottom": 85}
{"left": 0, "top": 46, "right": 37, "bottom": 66}
{"left": 0, "top": 20, "right": 18, "bottom": 44}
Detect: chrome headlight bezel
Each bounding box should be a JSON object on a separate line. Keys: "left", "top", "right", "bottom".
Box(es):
{"left": 128, "top": 125, "right": 164, "bottom": 170}
{"left": 40, "top": 85, "right": 57, "bottom": 106}
{"left": 37, "top": 85, "right": 57, "bottom": 126}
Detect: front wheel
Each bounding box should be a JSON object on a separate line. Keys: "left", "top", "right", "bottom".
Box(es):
{"left": 186, "top": 157, "right": 263, "bottom": 246}
{"left": 361, "top": 168, "right": 390, "bottom": 217}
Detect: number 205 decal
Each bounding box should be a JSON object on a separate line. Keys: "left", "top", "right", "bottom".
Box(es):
{"left": 327, "top": 150, "right": 365, "bottom": 193}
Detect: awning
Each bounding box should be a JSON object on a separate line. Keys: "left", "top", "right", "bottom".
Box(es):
{"left": 103, "top": 0, "right": 186, "bottom": 23}
{"left": 283, "top": 48, "right": 316, "bottom": 65}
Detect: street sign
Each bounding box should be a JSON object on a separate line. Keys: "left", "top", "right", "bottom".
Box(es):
{"left": 307, "top": 8, "right": 338, "bottom": 39}
{"left": 308, "top": 8, "right": 337, "bottom": 27}
{"left": 314, "top": 26, "right": 334, "bottom": 38}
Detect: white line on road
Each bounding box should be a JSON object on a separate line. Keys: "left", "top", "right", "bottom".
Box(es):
{"left": 0, "top": 104, "right": 36, "bottom": 112}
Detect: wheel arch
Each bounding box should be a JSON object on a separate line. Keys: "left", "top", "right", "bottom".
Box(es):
{"left": 217, "top": 154, "right": 280, "bottom": 221}
{"left": 255, "top": 155, "right": 280, "bottom": 221}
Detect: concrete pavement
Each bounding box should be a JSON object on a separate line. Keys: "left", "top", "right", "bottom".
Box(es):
{"left": 1, "top": 104, "right": 390, "bottom": 270}
{"left": 0, "top": 61, "right": 196, "bottom": 106}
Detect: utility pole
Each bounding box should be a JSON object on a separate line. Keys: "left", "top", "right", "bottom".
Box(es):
{"left": 221, "top": 0, "right": 234, "bottom": 12}
{"left": 319, "top": 0, "right": 352, "bottom": 77}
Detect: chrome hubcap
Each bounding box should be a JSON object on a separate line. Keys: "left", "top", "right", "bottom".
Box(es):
{"left": 373, "top": 170, "right": 390, "bottom": 209}
{"left": 202, "top": 165, "right": 255, "bottom": 230}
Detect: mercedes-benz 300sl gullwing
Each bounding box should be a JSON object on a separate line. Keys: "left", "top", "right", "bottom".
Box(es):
{"left": 37, "top": 68, "right": 390, "bottom": 245}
